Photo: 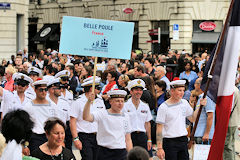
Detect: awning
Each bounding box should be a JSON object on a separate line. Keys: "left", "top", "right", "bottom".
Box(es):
{"left": 31, "top": 24, "right": 59, "bottom": 42}
{"left": 191, "top": 32, "right": 220, "bottom": 44}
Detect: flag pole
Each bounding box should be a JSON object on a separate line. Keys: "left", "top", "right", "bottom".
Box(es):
{"left": 188, "top": 0, "right": 235, "bottom": 149}
{"left": 92, "top": 57, "right": 98, "bottom": 93}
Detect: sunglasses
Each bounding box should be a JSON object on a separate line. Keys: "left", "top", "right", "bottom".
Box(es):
{"left": 38, "top": 88, "right": 48, "bottom": 92}
{"left": 95, "top": 86, "right": 101, "bottom": 90}
{"left": 61, "top": 77, "right": 69, "bottom": 81}
{"left": 53, "top": 87, "right": 61, "bottom": 90}
{"left": 17, "top": 83, "right": 28, "bottom": 87}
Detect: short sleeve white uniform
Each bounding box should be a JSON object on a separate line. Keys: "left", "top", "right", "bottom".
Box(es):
{"left": 156, "top": 99, "right": 193, "bottom": 138}
{"left": 23, "top": 101, "right": 61, "bottom": 134}
{"left": 92, "top": 109, "right": 131, "bottom": 149}
{"left": 69, "top": 94, "right": 105, "bottom": 133}
{"left": 123, "top": 98, "right": 152, "bottom": 132}
{"left": 46, "top": 96, "right": 70, "bottom": 123}
{"left": 0, "top": 89, "right": 32, "bottom": 118}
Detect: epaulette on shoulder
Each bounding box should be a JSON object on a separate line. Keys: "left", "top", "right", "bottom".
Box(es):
{"left": 26, "top": 91, "right": 34, "bottom": 95}
{"left": 59, "top": 97, "right": 68, "bottom": 102}
{"left": 73, "top": 95, "right": 82, "bottom": 101}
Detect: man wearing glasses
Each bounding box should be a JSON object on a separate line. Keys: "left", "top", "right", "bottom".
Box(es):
{"left": 23, "top": 79, "right": 61, "bottom": 154}
{"left": 0, "top": 73, "right": 33, "bottom": 120}
{"left": 55, "top": 70, "right": 73, "bottom": 106}
{"left": 47, "top": 78, "right": 70, "bottom": 124}
{"left": 70, "top": 76, "right": 105, "bottom": 160}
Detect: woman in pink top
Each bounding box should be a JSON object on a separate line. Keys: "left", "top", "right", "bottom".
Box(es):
{"left": 4, "top": 65, "right": 16, "bottom": 92}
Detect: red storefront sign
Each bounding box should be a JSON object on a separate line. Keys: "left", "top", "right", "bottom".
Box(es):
{"left": 199, "top": 21, "right": 216, "bottom": 31}
{"left": 123, "top": 8, "right": 133, "bottom": 14}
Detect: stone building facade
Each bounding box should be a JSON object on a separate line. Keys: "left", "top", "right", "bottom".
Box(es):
{"left": 0, "top": 0, "right": 29, "bottom": 60}
{"left": 29, "top": 0, "right": 230, "bottom": 55}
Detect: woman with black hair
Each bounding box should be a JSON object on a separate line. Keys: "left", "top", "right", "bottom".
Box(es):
{"left": 1, "top": 109, "right": 37, "bottom": 160}
{"left": 179, "top": 61, "right": 198, "bottom": 83}
{"left": 155, "top": 80, "right": 168, "bottom": 110}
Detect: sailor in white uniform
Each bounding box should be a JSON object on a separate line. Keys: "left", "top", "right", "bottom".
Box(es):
{"left": 0, "top": 73, "right": 33, "bottom": 120}
{"left": 54, "top": 70, "right": 73, "bottom": 105}
{"left": 46, "top": 77, "right": 72, "bottom": 150}
{"left": 25, "top": 66, "right": 42, "bottom": 99}
{"left": 156, "top": 80, "right": 207, "bottom": 160}
{"left": 55, "top": 70, "right": 74, "bottom": 149}
{"left": 46, "top": 78, "right": 70, "bottom": 124}
{"left": 23, "top": 79, "right": 61, "bottom": 153}
{"left": 83, "top": 89, "right": 133, "bottom": 160}
{"left": 70, "top": 76, "right": 105, "bottom": 160}
{"left": 124, "top": 79, "right": 153, "bottom": 157}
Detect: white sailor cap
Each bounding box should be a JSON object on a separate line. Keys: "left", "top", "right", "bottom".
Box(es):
{"left": 28, "top": 67, "right": 42, "bottom": 76}
{"left": 107, "top": 89, "right": 127, "bottom": 98}
{"left": 83, "top": 76, "right": 101, "bottom": 83}
{"left": 169, "top": 80, "right": 186, "bottom": 88}
{"left": 54, "top": 70, "right": 70, "bottom": 78}
{"left": 47, "top": 78, "right": 61, "bottom": 87}
{"left": 32, "top": 79, "right": 48, "bottom": 87}
{"left": 14, "top": 73, "right": 33, "bottom": 84}
{"left": 51, "top": 50, "right": 58, "bottom": 55}
{"left": 82, "top": 76, "right": 101, "bottom": 87}
{"left": 127, "top": 79, "right": 145, "bottom": 91}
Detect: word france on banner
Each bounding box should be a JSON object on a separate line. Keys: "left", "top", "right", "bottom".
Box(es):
{"left": 59, "top": 16, "right": 134, "bottom": 60}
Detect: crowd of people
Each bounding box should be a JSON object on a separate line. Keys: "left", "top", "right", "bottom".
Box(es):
{"left": 0, "top": 48, "right": 239, "bottom": 160}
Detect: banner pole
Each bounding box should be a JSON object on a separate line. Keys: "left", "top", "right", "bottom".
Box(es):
{"left": 92, "top": 57, "right": 98, "bottom": 93}
{"left": 188, "top": 0, "right": 235, "bottom": 149}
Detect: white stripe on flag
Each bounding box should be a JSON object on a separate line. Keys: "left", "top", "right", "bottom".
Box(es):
{"left": 218, "top": 26, "right": 240, "bottom": 96}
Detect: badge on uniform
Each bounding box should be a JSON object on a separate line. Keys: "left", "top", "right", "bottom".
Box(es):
{"left": 141, "top": 110, "right": 147, "bottom": 113}
{"left": 97, "top": 106, "right": 103, "bottom": 109}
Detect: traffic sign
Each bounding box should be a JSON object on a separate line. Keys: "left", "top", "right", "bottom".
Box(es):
{"left": 173, "top": 24, "right": 179, "bottom": 40}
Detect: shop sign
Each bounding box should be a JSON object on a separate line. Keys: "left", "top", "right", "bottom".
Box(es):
{"left": 123, "top": 8, "right": 133, "bottom": 14}
{"left": 199, "top": 21, "right": 216, "bottom": 31}
{"left": 40, "top": 27, "right": 52, "bottom": 37}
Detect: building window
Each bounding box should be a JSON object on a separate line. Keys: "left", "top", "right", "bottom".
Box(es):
{"left": 150, "top": 21, "right": 170, "bottom": 54}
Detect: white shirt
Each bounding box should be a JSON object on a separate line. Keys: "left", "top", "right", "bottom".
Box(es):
{"left": 47, "top": 95, "right": 70, "bottom": 123}
{"left": 92, "top": 109, "right": 131, "bottom": 149}
{"left": 123, "top": 98, "right": 152, "bottom": 132}
{"left": 24, "top": 101, "right": 61, "bottom": 134}
{"left": 0, "top": 89, "right": 32, "bottom": 118}
{"left": 156, "top": 99, "right": 193, "bottom": 138}
{"left": 59, "top": 89, "right": 73, "bottom": 106}
{"left": 69, "top": 94, "right": 105, "bottom": 133}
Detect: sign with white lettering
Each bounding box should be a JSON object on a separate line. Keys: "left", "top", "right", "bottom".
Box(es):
{"left": 0, "top": 3, "right": 10, "bottom": 10}
{"left": 59, "top": 16, "right": 134, "bottom": 60}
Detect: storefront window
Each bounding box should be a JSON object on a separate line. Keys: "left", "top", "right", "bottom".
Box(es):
{"left": 192, "top": 20, "right": 222, "bottom": 54}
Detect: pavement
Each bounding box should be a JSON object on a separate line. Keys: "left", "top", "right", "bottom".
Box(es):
{"left": 71, "top": 129, "right": 240, "bottom": 160}
{"left": 72, "top": 145, "right": 81, "bottom": 160}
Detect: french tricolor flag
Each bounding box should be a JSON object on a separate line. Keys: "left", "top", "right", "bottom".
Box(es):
{"left": 201, "top": 0, "right": 240, "bottom": 159}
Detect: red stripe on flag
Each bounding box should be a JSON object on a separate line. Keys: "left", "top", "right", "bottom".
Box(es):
{"left": 208, "top": 94, "right": 233, "bottom": 160}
